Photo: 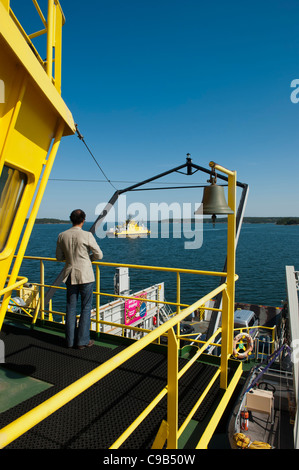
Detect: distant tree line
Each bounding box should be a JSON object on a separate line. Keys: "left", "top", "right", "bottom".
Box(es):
{"left": 26, "top": 218, "right": 70, "bottom": 224}
{"left": 224, "top": 217, "right": 299, "bottom": 225}
{"left": 275, "top": 218, "right": 299, "bottom": 225}
{"left": 30, "top": 217, "right": 299, "bottom": 225}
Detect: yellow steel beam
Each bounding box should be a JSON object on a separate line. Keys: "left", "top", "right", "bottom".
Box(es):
{"left": 0, "top": 276, "right": 28, "bottom": 296}
{"left": 196, "top": 362, "right": 243, "bottom": 449}
{"left": 208, "top": 161, "right": 237, "bottom": 390}
{"left": 0, "top": 2, "right": 75, "bottom": 134}
{"left": 209, "top": 161, "right": 235, "bottom": 177}
{"left": 32, "top": 0, "right": 47, "bottom": 27}
{"left": 152, "top": 420, "right": 169, "bottom": 449}
{"left": 53, "top": 1, "right": 63, "bottom": 93}
{"left": 178, "top": 369, "right": 220, "bottom": 439}
{"left": 95, "top": 264, "right": 100, "bottom": 333}
{"left": 167, "top": 327, "right": 179, "bottom": 449}
{"left": 0, "top": 120, "right": 64, "bottom": 330}
{"left": 220, "top": 288, "right": 230, "bottom": 388}
{"left": 46, "top": 0, "right": 54, "bottom": 78}
{"left": 110, "top": 384, "right": 168, "bottom": 449}
{"left": 40, "top": 259, "right": 45, "bottom": 321}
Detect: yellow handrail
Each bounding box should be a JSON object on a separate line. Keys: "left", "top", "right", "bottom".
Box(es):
{"left": 0, "top": 280, "right": 227, "bottom": 449}
{"left": 0, "top": 276, "right": 28, "bottom": 297}
{"left": 15, "top": 255, "right": 226, "bottom": 330}
{"left": 20, "top": 255, "right": 228, "bottom": 276}
{"left": 8, "top": 0, "right": 65, "bottom": 92}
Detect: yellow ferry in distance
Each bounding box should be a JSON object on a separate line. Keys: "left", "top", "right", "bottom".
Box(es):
{"left": 108, "top": 218, "right": 150, "bottom": 238}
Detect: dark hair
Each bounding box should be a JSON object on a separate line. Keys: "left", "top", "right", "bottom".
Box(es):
{"left": 70, "top": 209, "right": 86, "bottom": 225}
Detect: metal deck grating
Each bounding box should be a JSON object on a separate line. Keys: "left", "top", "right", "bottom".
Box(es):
{"left": 0, "top": 323, "right": 228, "bottom": 449}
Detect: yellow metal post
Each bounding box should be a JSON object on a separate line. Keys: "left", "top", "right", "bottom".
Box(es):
{"left": 32, "top": 0, "right": 47, "bottom": 27}
{"left": 48, "top": 299, "right": 53, "bottom": 321}
{"left": 53, "top": 1, "right": 63, "bottom": 93}
{"left": 176, "top": 271, "right": 181, "bottom": 347}
{"left": 220, "top": 288, "right": 229, "bottom": 388}
{"left": 176, "top": 272, "right": 181, "bottom": 316}
{"left": 152, "top": 420, "right": 169, "bottom": 449}
{"left": 46, "top": 0, "right": 54, "bottom": 79}
{"left": 96, "top": 264, "right": 100, "bottom": 334}
{"left": 227, "top": 170, "right": 236, "bottom": 355}
{"left": 40, "top": 259, "right": 45, "bottom": 321}
{"left": 167, "top": 327, "right": 178, "bottom": 449}
{"left": 209, "top": 162, "right": 236, "bottom": 390}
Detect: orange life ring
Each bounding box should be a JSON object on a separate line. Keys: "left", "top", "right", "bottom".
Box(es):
{"left": 233, "top": 332, "right": 254, "bottom": 359}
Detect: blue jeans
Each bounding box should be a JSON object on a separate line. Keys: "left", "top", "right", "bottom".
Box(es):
{"left": 65, "top": 278, "right": 94, "bottom": 347}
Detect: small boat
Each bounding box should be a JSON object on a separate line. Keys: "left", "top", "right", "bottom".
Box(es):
{"left": 107, "top": 217, "right": 150, "bottom": 238}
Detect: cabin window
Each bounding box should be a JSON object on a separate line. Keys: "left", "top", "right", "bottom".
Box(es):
{"left": 0, "top": 165, "right": 27, "bottom": 252}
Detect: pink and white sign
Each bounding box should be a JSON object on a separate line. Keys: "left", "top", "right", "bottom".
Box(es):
{"left": 125, "top": 292, "right": 147, "bottom": 325}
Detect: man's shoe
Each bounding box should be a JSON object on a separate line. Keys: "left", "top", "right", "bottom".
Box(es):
{"left": 77, "top": 340, "right": 94, "bottom": 350}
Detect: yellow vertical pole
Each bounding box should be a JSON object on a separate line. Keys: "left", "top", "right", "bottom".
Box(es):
{"left": 48, "top": 299, "right": 53, "bottom": 321}
{"left": 96, "top": 264, "right": 100, "bottom": 334}
{"left": 227, "top": 171, "right": 236, "bottom": 353}
{"left": 220, "top": 288, "right": 229, "bottom": 388}
{"left": 53, "top": 1, "right": 62, "bottom": 93}
{"left": 176, "top": 272, "right": 180, "bottom": 347}
{"left": 32, "top": 298, "right": 41, "bottom": 325}
{"left": 176, "top": 272, "right": 181, "bottom": 315}
{"left": 167, "top": 327, "right": 178, "bottom": 449}
{"left": 220, "top": 169, "right": 236, "bottom": 389}
{"left": 46, "top": 0, "right": 54, "bottom": 78}
{"left": 40, "top": 259, "right": 45, "bottom": 321}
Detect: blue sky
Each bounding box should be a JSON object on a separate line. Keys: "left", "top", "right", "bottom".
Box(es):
{"left": 13, "top": 0, "right": 299, "bottom": 221}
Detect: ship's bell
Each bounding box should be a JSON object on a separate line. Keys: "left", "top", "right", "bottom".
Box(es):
{"left": 195, "top": 175, "right": 233, "bottom": 226}
{"left": 201, "top": 183, "right": 233, "bottom": 215}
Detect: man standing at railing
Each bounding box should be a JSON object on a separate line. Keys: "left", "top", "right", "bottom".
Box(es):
{"left": 56, "top": 209, "right": 103, "bottom": 349}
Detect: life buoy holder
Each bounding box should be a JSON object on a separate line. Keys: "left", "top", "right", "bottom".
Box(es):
{"left": 233, "top": 332, "right": 254, "bottom": 359}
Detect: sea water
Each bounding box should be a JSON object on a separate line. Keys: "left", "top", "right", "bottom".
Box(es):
{"left": 18, "top": 222, "right": 299, "bottom": 312}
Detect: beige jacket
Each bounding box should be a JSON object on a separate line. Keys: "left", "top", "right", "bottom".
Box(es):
{"left": 56, "top": 226, "right": 103, "bottom": 284}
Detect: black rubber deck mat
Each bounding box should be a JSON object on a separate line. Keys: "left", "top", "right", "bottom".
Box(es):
{"left": 0, "top": 323, "right": 225, "bottom": 449}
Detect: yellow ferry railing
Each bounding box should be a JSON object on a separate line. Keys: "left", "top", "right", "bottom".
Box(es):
{"left": 0, "top": 255, "right": 242, "bottom": 449}
{"left": 7, "top": 0, "right": 65, "bottom": 93}
{"left": 0, "top": 276, "right": 28, "bottom": 297}
{"left": 0, "top": 277, "right": 241, "bottom": 450}
{"left": 11, "top": 256, "right": 226, "bottom": 351}
{"left": 12, "top": 255, "right": 225, "bottom": 340}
